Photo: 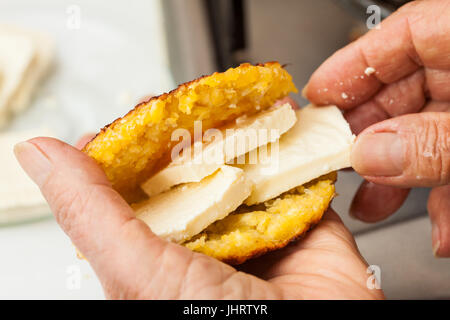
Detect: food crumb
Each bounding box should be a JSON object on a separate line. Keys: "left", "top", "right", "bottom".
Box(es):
{"left": 341, "top": 92, "right": 348, "bottom": 99}
{"left": 423, "top": 151, "right": 433, "bottom": 158}
{"left": 364, "top": 67, "right": 376, "bottom": 76}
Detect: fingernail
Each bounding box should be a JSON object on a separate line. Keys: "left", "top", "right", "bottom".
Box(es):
{"left": 432, "top": 223, "right": 441, "bottom": 257}
{"left": 301, "top": 84, "right": 309, "bottom": 98}
{"left": 351, "top": 132, "right": 404, "bottom": 177}
{"left": 14, "top": 141, "right": 52, "bottom": 187}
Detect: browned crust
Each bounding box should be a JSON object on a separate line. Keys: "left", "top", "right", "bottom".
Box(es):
{"left": 211, "top": 172, "right": 338, "bottom": 265}
{"left": 221, "top": 195, "right": 334, "bottom": 265}
{"left": 82, "top": 62, "right": 282, "bottom": 152}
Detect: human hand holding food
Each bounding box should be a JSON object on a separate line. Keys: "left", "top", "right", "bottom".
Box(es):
{"left": 12, "top": 60, "right": 385, "bottom": 299}
{"left": 13, "top": 136, "right": 382, "bottom": 299}
{"left": 303, "top": 0, "right": 450, "bottom": 256}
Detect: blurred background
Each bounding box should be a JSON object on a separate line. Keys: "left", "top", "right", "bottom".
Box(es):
{"left": 0, "top": 0, "right": 448, "bottom": 299}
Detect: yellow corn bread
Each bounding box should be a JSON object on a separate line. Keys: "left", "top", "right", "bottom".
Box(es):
{"left": 81, "top": 62, "right": 340, "bottom": 266}
{"left": 83, "top": 62, "right": 297, "bottom": 202}
{"left": 183, "top": 172, "right": 336, "bottom": 265}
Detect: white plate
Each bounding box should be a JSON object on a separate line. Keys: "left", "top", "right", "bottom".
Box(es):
{"left": 0, "top": 0, "right": 174, "bottom": 225}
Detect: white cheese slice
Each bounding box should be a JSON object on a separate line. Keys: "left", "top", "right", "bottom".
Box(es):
{"left": 7, "top": 28, "right": 54, "bottom": 114}
{"left": 0, "top": 130, "right": 53, "bottom": 223}
{"left": 134, "top": 165, "right": 252, "bottom": 243}
{"left": 141, "top": 103, "right": 297, "bottom": 197}
{"left": 238, "top": 105, "right": 355, "bottom": 205}
{"left": 0, "top": 25, "right": 54, "bottom": 127}
{"left": 0, "top": 32, "right": 35, "bottom": 128}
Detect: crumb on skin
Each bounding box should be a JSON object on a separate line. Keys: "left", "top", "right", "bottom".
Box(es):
{"left": 364, "top": 67, "right": 376, "bottom": 76}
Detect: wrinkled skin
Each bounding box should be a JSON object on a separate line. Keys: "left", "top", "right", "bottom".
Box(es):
{"left": 14, "top": 136, "right": 382, "bottom": 299}
{"left": 304, "top": 0, "right": 450, "bottom": 257}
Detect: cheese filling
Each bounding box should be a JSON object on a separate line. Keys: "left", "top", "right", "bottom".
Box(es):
{"left": 140, "top": 103, "right": 297, "bottom": 197}
{"left": 134, "top": 165, "right": 252, "bottom": 243}
{"left": 133, "top": 104, "right": 354, "bottom": 243}
{"left": 238, "top": 105, "right": 355, "bottom": 205}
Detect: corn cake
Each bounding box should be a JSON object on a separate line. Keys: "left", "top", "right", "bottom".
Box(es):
{"left": 183, "top": 173, "right": 336, "bottom": 265}
{"left": 83, "top": 62, "right": 297, "bottom": 202}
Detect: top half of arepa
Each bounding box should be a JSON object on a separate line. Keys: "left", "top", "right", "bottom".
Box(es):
{"left": 83, "top": 62, "right": 297, "bottom": 202}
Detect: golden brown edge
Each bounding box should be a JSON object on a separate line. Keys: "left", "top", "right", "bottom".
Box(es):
{"left": 203, "top": 173, "right": 338, "bottom": 265}
{"left": 221, "top": 197, "right": 334, "bottom": 265}
{"left": 81, "top": 62, "right": 283, "bottom": 153}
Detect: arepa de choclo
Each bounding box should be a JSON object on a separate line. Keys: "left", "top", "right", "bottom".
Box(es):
{"left": 83, "top": 62, "right": 354, "bottom": 264}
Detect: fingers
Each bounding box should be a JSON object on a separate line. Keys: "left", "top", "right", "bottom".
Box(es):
{"left": 304, "top": 39, "right": 382, "bottom": 109}
{"left": 351, "top": 112, "right": 450, "bottom": 187}
{"left": 13, "top": 137, "right": 191, "bottom": 297}
{"left": 425, "top": 69, "right": 450, "bottom": 101}
{"left": 344, "top": 102, "right": 388, "bottom": 135}
{"left": 14, "top": 137, "right": 140, "bottom": 256}
{"left": 405, "top": 0, "right": 450, "bottom": 70}
{"left": 428, "top": 185, "right": 450, "bottom": 257}
{"left": 350, "top": 180, "right": 410, "bottom": 222}
{"left": 368, "top": 69, "right": 427, "bottom": 117}
{"left": 344, "top": 69, "right": 427, "bottom": 134}
{"left": 304, "top": 0, "right": 450, "bottom": 109}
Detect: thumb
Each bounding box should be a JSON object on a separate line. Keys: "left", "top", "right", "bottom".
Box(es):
{"left": 351, "top": 112, "right": 450, "bottom": 187}
{"left": 12, "top": 137, "right": 197, "bottom": 298}
{"left": 13, "top": 137, "right": 140, "bottom": 258}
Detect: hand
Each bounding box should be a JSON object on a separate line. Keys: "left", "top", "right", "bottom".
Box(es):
{"left": 304, "top": 0, "right": 450, "bottom": 256}
{"left": 13, "top": 136, "right": 383, "bottom": 299}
